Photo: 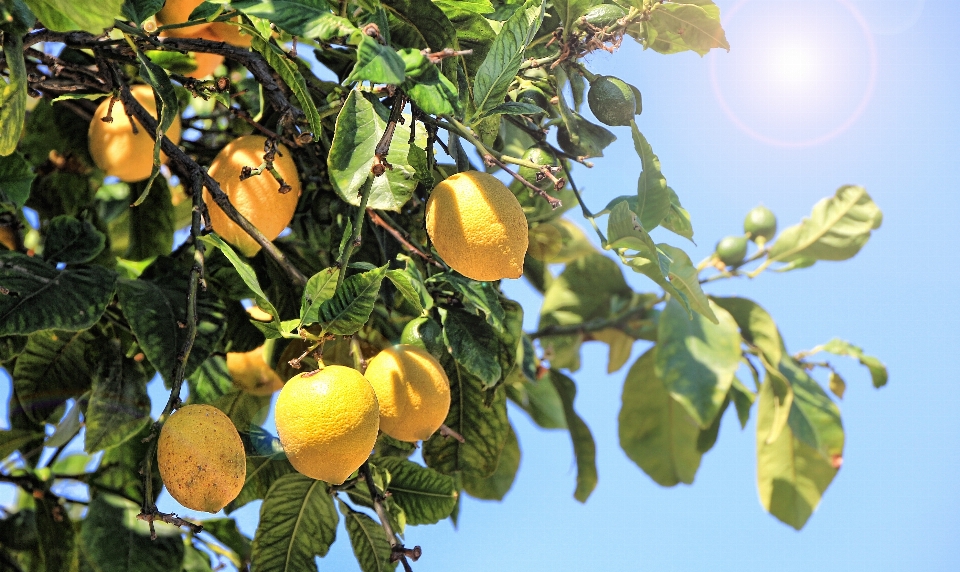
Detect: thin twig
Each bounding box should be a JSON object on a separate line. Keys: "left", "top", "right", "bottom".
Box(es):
{"left": 366, "top": 209, "right": 444, "bottom": 268}
{"left": 359, "top": 462, "right": 420, "bottom": 571}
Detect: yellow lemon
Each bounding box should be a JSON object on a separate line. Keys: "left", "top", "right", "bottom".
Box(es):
{"left": 157, "top": 404, "right": 245, "bottom": 513}
{"left": 156, "top": 0, "right": 212, "bottom": 37}
{"left": 364, "top": 345, "right": 451, "bottom": 443}
{"left": 88, "top": 84, "right": 182, "bottom": 182}
{"left": 227, "top": 347, "right": 283, "bottom": 396}
{"left": 275, "top": 366, "right": 380, "bottom": 484}
{"left": 204, "top": 135, "right": 300, "bottom": 256}
{"left": 209, "top": 18, "right": 253, "bottom": 48}
{"left": 425, "top": 171, "right": 528, "bottom": 281}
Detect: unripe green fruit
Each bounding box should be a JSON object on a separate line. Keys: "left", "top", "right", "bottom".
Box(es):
{"left": 580, "top": 4, "right": 627, "bottom": 28}
{"left": 715, "top": 235, "right": 749, "bottom": 267}
{"left": 588, "top": 76, "right": 636, "bottom": 127}
{"left": 744, "top": 206, "right": 777, "bottom": 242}
{"left": 518, "top": 147, "right": 558, "bottom": 189}
{"left": 517, "top": 86, "right": 549, "bottom": 114}
{"left": 557, "top": 126, "right": 587, "bottom": 157}
{"left": 400, "top": 317, "right": 445, "bottom": 359}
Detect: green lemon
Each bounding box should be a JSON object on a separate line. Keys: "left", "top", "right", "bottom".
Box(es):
{"left": 580, "top": 4, "right": 627, "bottom": 28}
{"left": 743, "top": 206, "right": 777, "bottom": 242}
{"left": 588, "top": 76, "right": 637, "bottom": 127}
{"left": 518, "top": 147, "right": 558, "bottom": 189}
{"left": 400, "top": 317, "right": 444, "bottom": 358}
{"left": 715, "top": 235, "right": 749, "bottom": 267}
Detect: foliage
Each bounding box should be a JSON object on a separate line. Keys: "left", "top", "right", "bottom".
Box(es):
{"left": 0, "top": 0, "right": 886, "bottom": 570}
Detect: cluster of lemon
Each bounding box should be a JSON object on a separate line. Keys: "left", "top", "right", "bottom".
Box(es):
{"left": 157, "top": 340, "right": 451, "bottom": 512}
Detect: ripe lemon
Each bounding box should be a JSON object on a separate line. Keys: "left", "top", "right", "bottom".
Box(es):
{"left": 275, "top": 366, "right": 380, "bottom": 484}
{"left": 156, "top": 0, "right": 212, "bottom": 37}
{"left": 364, "top": 345, "right": 451, "bottom": 443}
{"left": 425, "top": 171, "right": 528, "bottom": 281}
{"left": 227, "top": 346, "right": 283, "bottom": 396}
{"left": 157, "top": 404, "right": 245, "bottom": 513}
{"left": 209, "top": 18, "right": 253, "bottom": 48}
{"left": 204, "top": 135, "right": 300, "bottom": 256}
{"left": 88, "top": 84, "right": 182, "bottom": 182}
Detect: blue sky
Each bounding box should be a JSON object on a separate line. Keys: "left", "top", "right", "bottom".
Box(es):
{"left": 4, "top": 0, "right": 959, "bottom": 570}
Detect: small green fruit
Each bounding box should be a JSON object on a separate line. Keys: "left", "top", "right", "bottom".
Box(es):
{"left": 400, "top": 317, "right": 444, "bottom": 359}
{"left": 588, "top": 76, "right": 637, "bottom": 127}
{"left": 743, "top": 206, "right": 777, "bottom": 242}
{"left": 518, "top": 148, "right": 558, "bottom": 189}
{"left": 556, "top": 125, "right": 587, "bottom": 157}
{"left": 715, "top": 235, "right": 749, "bottom": 267}
{"left": 580, "top": 4, "right": 627, "bottom": 28}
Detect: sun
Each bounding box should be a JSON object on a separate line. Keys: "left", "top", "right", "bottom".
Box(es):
{"left": 769, "top": 42, "right": 817, "bottom": 89}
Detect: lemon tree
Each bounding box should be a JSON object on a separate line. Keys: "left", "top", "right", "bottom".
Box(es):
{"left": 0, "top": 1, "right": 887, "bottom": 571}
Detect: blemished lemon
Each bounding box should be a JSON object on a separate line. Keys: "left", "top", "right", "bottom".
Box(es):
{"left": 157, "top": 404, "right": 245, "bottom": 513}
{"left": 88, "top": 84, "right": 182, "bottom": 182}
{"left": 155, "top": 0, "right": 211, "bottom": 37}
{"left": 227, "top": 347, "right": 283, "bottom": 396}
{"left": 275, "top": 366, "right": 380, "bottom": 484}
{"left": 204, "top": 135, "right": 300, "bottom": 256}
{"left": 364, "top": 345, "right": 451, "bottom": 443}
{"left": 425, "top": 171, "right": 528, "bottom": 281}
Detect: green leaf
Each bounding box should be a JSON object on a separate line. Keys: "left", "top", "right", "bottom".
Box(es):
{"left": 327, "top": 91, "right": 421, "bottom": 211}
{"left": 130, "top": 52, "right": 179, "bottom": 203}
{"left": 442, "top": 308, "right": 502, "bottom": 389}
{"left": 0, "top": 152, "right": 35, "bottom": 206}
{"left": 45, "top": 397, "right": 84, "bottom": 448}
{"left": 251, "top": 36, "right": 323, "bottom": 135}
{"left": 710, "top": 296, "right": 784, "bottom": 367}
{"left": 443, "top": 8, "right": 495, "bottom": 78}
{"left": 829, "top": 371, "right": 846, "bottom": 399}
{"left": 382, "top": 0, "right": 460, "bottom": 82}
{"left": 472, "top": 0, "right": 544, "bottom": 118}
{"left": 730, "top": 377, "right": 755, "bottom": 429}
{"left": 201, "top": 518, "right": 251, "bottom": 567}
{"left": 779, "top": 358, "right": 844, "bottom": 461}
{"left": 35, "top": 495, "right": 76, "bottom": 572}
{"left": 402, "top": 63, "right": 460, "bottom": 116}
{"left": 551, "top": 371, "right": 598, "bottom": 502}
{"left": 182, "top": 542, "right": 214, "bottom": 572}
{"left": 300, "top": 267, "right": 340, "bottom": 326}
{"left": 348, "top": 35, "right": 407, "bottom": 84}
{"left": 433, "top": 0, "right": 493, "bottom": 16}
{"left": 696, "top": 395, "right": 729, "bottom": 453}
{"left": 656, "top": 299, "right": 740, "bottom": 427}
{"left": 200, "top": 234, "right": 279, "bottom": 319}
{"left": 117, "top": 273, "right": 226, "bottom": 384}
{"left": 121, "top": 0, "right": 163, "bottom": 24}
{"left": 428, "top": 273, "right": 504, "bottom": 330}
{"left": 814, "top": 338, "right": 888, "bottom": 388}
{"left": 251, "top": 473, "right": 338, "bottom": 572}
{"left": 643, "top": 0, "right": 730, "bottom": 56}
{"left": 377, "top": 457, "right": 458, "bottom": 525}
{"left": 312, "top": 265, "right": 387, "bottom": 335}
{"left": 631, "top": 125, "right": 671, "bottom": 230}
{"left": 79, "top": 494, "right": 184, "bottom": 572}
{"left": 462, "top": 423, "right": 520, "bottom": 501}
{"left": 554, "top": 0, "right": 593, "bottom": 30}
{"left": 385, "top": 269, "right": 424, "bottom": 314}
{"left": 660, "top": 187, "right": 694, "bottom": 242}
{"left": 84, "top": 339, "right": 150, "bottom": 453}
{"left": 212, "top": 390, "right": 271, "bottom": 433}
{"left": 0, "top": 23, "right": 26, "bottom": 156}
{"left": 756, "top": 379, "right": 838, "bottom": 530}
{"left": 0, "top": 252, "right": 117, "bottom": 335}
{"left": 619, "top": 348, "right": 702, "bottom": 486}
{"left": 91, "top": 423, "right": 161, "bottom": 506}
{"left": 0, "top": 429, "right": 45, "bottom": 461}
{"left": 768, "top": 186, "right": 882, "bottom": 267}
{"left": 43, "top": 215, "right": 106, "bottom": 264}
{"left": 661, "top": 244, "right": 717, "bottom": 323}
{"left": 233, "top": 0, "right": 356, "bottom": 39}
{"left": 337, "top": 500, "right": 395, "bottom": 572}
{"left": 486, "top": 101, "right": 544, "bottom": 116}
{"left": 505, "top": 361, "right": 567, "bottom": 430}
{"left": 226, "top": 453, "right": 296, "bottom": 513}
{"left": 127, "top": 177, "right": 174, "bottom": 260}
{"left": 13, "top": 328, "right": 99, "bottom": 423}
{"left": 423, "top": 357, "right": 508, "bottom": 477}
{"left": 23, "top": 0, "right": 123, "bottom": 33}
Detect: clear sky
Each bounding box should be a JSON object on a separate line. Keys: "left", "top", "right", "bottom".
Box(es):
{"left": 4, "top": 0, "right": 959, "bottom": 570}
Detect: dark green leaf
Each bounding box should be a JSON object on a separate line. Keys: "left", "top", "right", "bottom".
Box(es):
{"left": 619, "top": 348, "right": 702, "bottom": 486}
{"left": 432, "top": 0, "right": 493, "bottom": 16}
{"left": 251, "top": 36, "right": 323, "bottom": 135}
{"left": 212, "top": 389, "right": 271, "bottom": 433}
{"left": 313, "top": 265, "right": 387, "bottom": 335}
{"left": 768, "top": 186, "right": 882, "bottom": 267}
{"left": 0, "top": 252, "right": 117, "bottom": 335}
{"left": 200, "top": 234, "right": 279, "bottom": 319}
{"left": 23, "top": 0, "right": 123, "bottom": 33}
{"left": 0, "top": 21, "right": 27, "bottom": 157}
{"left": 44, "top": 397, "right": 83, "bottom": 448}
{"left": 377, "top": 457, "right": 458, "bottom": 525}
{"left": 43, "top": 215, "right": 106, "bottom": 264}
{"left": 84, "top": 339, "right": 151, "bottom": 453}
{"left": 631, "top": 125, "right": 671, "bottom": 231}
{"left": 233, "top": 0, "right": 355, "bottom": 39}
{"left": 710, "top": 296, "right": 784, "bottom": 367}
{"left": 382, "top": 0, "right": 460, "bottom": 82}
{"left": 79, "top": 494, "right": 184, "bottom": 572}
{"left": 385, "top": 269, "right": 424, "bottom": 314}
{"left": 186, "top": 354, "right": 233, "bottom": 406}
{"left": 0, "top": 152, "right": 34, "bottom": 207}
{"left": 121, "top": 0, "right": 163, "bottom": 24}
{"left": 13, "top": 328, "right": 99, "bottom": 423}
{"left": 756, "top": 379, "right": 838, "bottom": 530}
{"left": 462, "top": 423, "right": 520, "bottom": 501}
{"left": 505, "top": 359, "right": 566, "bottom": 430}
{"left": 0, "top": 429, "right": 44, "bottom": 461}
{"left": 130, "top": 52, "right": 179, "bottom": 202}
{"left": 486, "top": 101, "right": 545, "bottom": 115}
{"left": 550, "top": 371, "right": 597, "bottom": 502}
{"left": 554, "top": 0, "right": 592, "bottom": 30}
{"left": 816, "top": 338, "right": 888, "bottom": 388}
{"left": 251, "top": 473, "right": 338, "bottom": 572}
{"left": 348, "top": 35, "right": 406, "bottom": 84}
{"left": 226, "top": 453, "right": 296, "bottom": 513}
{"left": 696, "top": 395, "right": 729, "bottom": 453}
{"left": 423, "top": 357, "right": 508, "bottom": 477}
{"left": 402, "top": 63, "right": 460, "bottom": 116}
{"left": 428, "top": 273, "right": 504, "bottom": 330}
{"left": 442, "top": 308, "right": 502, "bottom": 388}
{"left": 730, "top": 377, "right": 755, "bottom": 429}
{"left": 300, "top": 267, "right": 341, "bottom": 326}
{"left": 200, "top": 518, "right": 251, "bottom": 566}
{"left": 127, "top": 177, "right": 174, "bottom": 260}
{"left": 91, "top": 423, "right": 161, "bottom": 506}
{"left": 117, "top": 273, "right": 226, "bottom": 384}
{"left": 337, "top": 500, "right": 395, "bottom": 572}
{"left": 182, "top": 543, "right": 214, "bottom": 572}
{"left": 472, "top": 0, "right": 544, "bottom": 118}
{"left": 35, "top": 495, "right": 76, "bottom": 572}
{"left": 656, "top": 299, "right": 739, "bottom": 427}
